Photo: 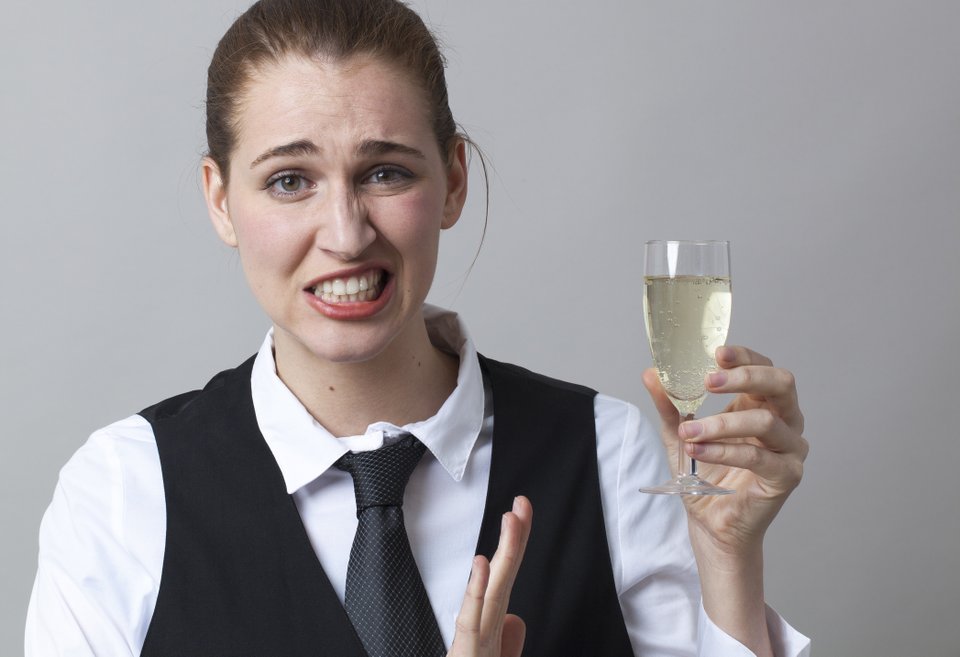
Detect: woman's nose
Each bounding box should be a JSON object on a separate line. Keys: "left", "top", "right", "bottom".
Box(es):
{"left": 317, "top": 183, "right": 376, "bottom": 261}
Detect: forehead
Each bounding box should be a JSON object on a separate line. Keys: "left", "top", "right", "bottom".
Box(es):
{"left": 233, "top": 54, "right": 434, "bottom": 161}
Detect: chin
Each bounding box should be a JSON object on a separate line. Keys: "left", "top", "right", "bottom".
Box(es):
{"left": 274, "top": 306, "right": 418, "bottom": 368}
{"left": 294, "top": 332, "right": 393, "bottom": 366}
{"left": 315, "top": 346, "right": 386, "bottom": 365}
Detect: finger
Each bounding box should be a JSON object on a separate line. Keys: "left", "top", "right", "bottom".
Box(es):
{"left": 679, "top": 409, "right": 806, "bottom": 456}
{"left": 450, "top": 555, "right": 490, "bottom": 653}
{"left": 707, "top": 366, "right": 796, "bottom": 399}
{"left": 642, "top": 368, "right": 680, "bottom": 426}
{"left": 482, "top": 497, "right": 532, "bottom": 635}
{"left": 685, "top": 440, "right": 804, "bottom": 485}
{"left": 491, "top": 496, "right": 532, "bottom": 568}
{"left": 706, "top": 366, "right": 803, "bottom": 431}
{"left": 716, "top": 345, "right": 774, "bottom": 368}
{"left": 501, "top": 614, "right": 526, "bottom": 657}
{"left": 513, "top": 495, "right": 533, "bottom": 558}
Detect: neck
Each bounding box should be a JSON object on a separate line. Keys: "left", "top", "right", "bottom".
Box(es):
{"left": 272, "top": 316, "right": 459, "bottom": 437}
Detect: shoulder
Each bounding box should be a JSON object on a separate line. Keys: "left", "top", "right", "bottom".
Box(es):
{"left": 478, "top": 353, "right": 664, "bottom": 467}
{"left": 592, "top": 393, "right": 666, "bottom": 480}
{"left": 478, "top": 353, "right": 659, "bottom": 449}
{"left": 31, "top": 414, "right": 167, "bottom": 655}
{"left": 52, "top": 414, "right": 164, "bottom": 540}
{"left": 478, "top": 353, "right": 597, "bottom": 398}
{"left": 49, "top": 354, "right": 256, "bottom": 548}
{"left": 38, "top": 413, "right": 166, "bottom": 599}
{"left": 36, "top": 355, "right": 255, "bottom": 590}
{"left": 593, "top": 393, "right": 654, "bottom": 447}
{"left": 139, "top": 355, "right": 256, "bottom": 424}
{"left": 59, "top": 414, "right": 160, "bottom": 494}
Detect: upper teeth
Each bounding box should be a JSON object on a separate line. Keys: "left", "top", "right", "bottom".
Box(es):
{"left": 313, "top": 270, "right": 384, "bottom": 302}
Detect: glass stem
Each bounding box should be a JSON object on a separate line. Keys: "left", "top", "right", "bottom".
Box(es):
{"left": 680, "top": 413, "right": 696, "bottom": 478}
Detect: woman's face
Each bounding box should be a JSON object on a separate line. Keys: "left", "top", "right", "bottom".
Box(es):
{"left": 202, "top": 55, "right": 467, "bottom": 366}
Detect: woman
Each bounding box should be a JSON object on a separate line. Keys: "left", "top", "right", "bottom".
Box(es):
{"left": 26, "top": 1, "right": 810, "bottom": 656}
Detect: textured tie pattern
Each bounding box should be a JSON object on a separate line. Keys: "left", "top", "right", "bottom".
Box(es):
{"left": 335, "top": 435, "right": 446, "bottom": 657}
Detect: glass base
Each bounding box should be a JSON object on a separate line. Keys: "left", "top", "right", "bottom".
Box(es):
{"left": 639, "top": 474, "right": 734, "bottom": 496}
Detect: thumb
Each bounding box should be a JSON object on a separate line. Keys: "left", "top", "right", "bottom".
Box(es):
{"left": 642, "top": 368, "right": 680, "bottom": 428}
{"left": 642, "top": 368, "right": 684, "bottom": 478}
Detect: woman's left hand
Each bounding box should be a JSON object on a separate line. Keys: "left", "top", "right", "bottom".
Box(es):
{"left": 643, "top": 344, "right": 809, "bottom": 560}
{"left": 644, "top": 345, "right": 807, "bottom": 655}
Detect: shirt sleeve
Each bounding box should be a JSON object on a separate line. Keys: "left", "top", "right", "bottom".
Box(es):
{"left": 594, "top": 394, "right": 811, "bottom": 657}
{"left": 25, "top": 415, "right": 165, "bottom": 657}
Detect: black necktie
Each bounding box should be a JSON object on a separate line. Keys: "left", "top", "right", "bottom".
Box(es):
{"left": 335, "top": 435, "right": 446, "bottom": 657}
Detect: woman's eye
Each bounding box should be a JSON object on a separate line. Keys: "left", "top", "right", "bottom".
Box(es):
{"left": 265, "top": 172, "right": 311, "bottom": 197}
{"left": 278, "top": 175, "right": 301, "bottom": 192}
{"left": 365, "top": 167, "right": 412, "bottom": 186}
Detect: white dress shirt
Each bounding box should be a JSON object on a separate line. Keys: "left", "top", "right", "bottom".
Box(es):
{"left": 26, "top": 306, "right": 810, "bottom": 657}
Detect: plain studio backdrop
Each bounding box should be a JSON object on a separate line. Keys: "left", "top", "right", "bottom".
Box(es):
{"left": 3, "top": 1, "right": 959, "bottom": 655}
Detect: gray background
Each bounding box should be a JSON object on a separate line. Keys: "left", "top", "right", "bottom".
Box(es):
{"left": 3, "top": 1, "right": 959, "bottom": 655}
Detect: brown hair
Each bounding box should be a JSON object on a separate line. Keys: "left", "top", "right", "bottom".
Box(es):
{"left": 205, "top": 0, "right": 458, "bottom": 184}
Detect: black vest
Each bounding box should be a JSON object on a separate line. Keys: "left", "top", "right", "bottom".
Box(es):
{"left": 139, "top": 355, "right": 635, "bottom": 657}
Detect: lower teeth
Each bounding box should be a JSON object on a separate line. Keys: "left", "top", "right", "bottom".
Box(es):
{"left": 316, "top": 288, "right": 380, "bottom": 303}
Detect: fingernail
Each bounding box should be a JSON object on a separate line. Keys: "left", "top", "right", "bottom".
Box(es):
{"left": 469, "top": 554, "right": 481, "bottom": 579}
{"left": 707, "top": 371, "right": 727, "bottom": 387}
{"left": 717, "top": 346, "right": 735, "bottom": 363}
{"left": 680, "top": 422, "right": 703, "bottom": 438}
{"left": 512, "top": 496, "right": 521, "bottom": 513}
{"left": 681, "top": 421, "right": 703, "bottom": 439}
{"left": 685, "top": 442, "right": 704, "bottom": 457}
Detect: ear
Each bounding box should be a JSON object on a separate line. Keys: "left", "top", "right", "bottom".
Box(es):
{"left": 201, "top": 157, "right": 238, "bottom": 247}
{"left": 441, "top": 139, "right": 468, "bottom": 230}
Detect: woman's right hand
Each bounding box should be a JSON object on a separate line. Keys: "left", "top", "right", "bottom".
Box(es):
{"left": 448, "top": 496, "right": 532, "bottom": 657}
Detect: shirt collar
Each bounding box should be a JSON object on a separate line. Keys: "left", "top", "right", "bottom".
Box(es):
{"left": 250, "top": 304, "right": 485, "bottom": 494}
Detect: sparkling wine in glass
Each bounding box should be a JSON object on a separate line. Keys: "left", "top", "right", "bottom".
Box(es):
{"left": 639, "top": 240, "right": 735, "bottom": 495}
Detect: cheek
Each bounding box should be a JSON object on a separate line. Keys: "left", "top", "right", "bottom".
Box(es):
{"left": 382, "top": 187, "right": 447, "bottom": 249}
{"left": 232, "top": 209, "right": 312, "bottom": 283}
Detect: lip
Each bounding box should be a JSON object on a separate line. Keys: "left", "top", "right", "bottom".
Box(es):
{"left": 303, "top": 263, "right": 395, "bottom": 320}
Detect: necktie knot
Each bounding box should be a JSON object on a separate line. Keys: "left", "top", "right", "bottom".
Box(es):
{"left": 336, "top": 434, "right": 426, "bottom": 513}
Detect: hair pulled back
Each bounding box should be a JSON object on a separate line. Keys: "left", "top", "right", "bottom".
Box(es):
{"left": 206, "top": 0, "right": 457, "bottom": 183}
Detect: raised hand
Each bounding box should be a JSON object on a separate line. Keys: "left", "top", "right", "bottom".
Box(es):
{"left": 644, "top": 345, "right": 807, "bottom": 554}
{"left": 448, "top": 496, "right": 532, "bottom": 657}
{"left": 644, "top": 345, "right": 807, "bottom": 656}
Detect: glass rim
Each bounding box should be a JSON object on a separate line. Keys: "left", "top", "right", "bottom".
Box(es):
{"left": 644, "top": 240, "right": 730, "bottom": 246}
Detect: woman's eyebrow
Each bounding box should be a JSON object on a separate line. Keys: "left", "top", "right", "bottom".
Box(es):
{"left": 249, "top": 139, "right": 319, "bottom": 168}
{"left": 356, "top": 139, "right": 426, "bottom": 160}
{"left": 249, "top": 138, "right": 426, "bottom": 169}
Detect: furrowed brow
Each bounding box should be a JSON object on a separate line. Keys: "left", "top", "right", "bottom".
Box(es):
{"left": 250, "top": 139, "right": 320, "bottom": 169}
{"left": 356, "top": 139, "right": 426, "bottom": 160}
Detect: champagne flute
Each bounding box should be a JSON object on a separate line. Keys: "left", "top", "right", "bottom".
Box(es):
{"left": 639, "top": 240, "right": 735, "bottom": 495}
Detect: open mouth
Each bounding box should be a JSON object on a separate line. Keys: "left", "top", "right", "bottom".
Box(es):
{"left": 308, "top": 269, "right": 386, "bottom": 304}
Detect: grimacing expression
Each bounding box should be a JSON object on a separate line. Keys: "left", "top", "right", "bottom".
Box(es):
{"left": 202, "top": 54, "right": 467, "bottom": 366}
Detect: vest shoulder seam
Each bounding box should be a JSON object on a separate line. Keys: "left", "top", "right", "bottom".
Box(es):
{"left": 139, "top": 355, "right": 257, "bottom": 423}
{"left": 477, "top": 353, "right": 598, "bottom": 399}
